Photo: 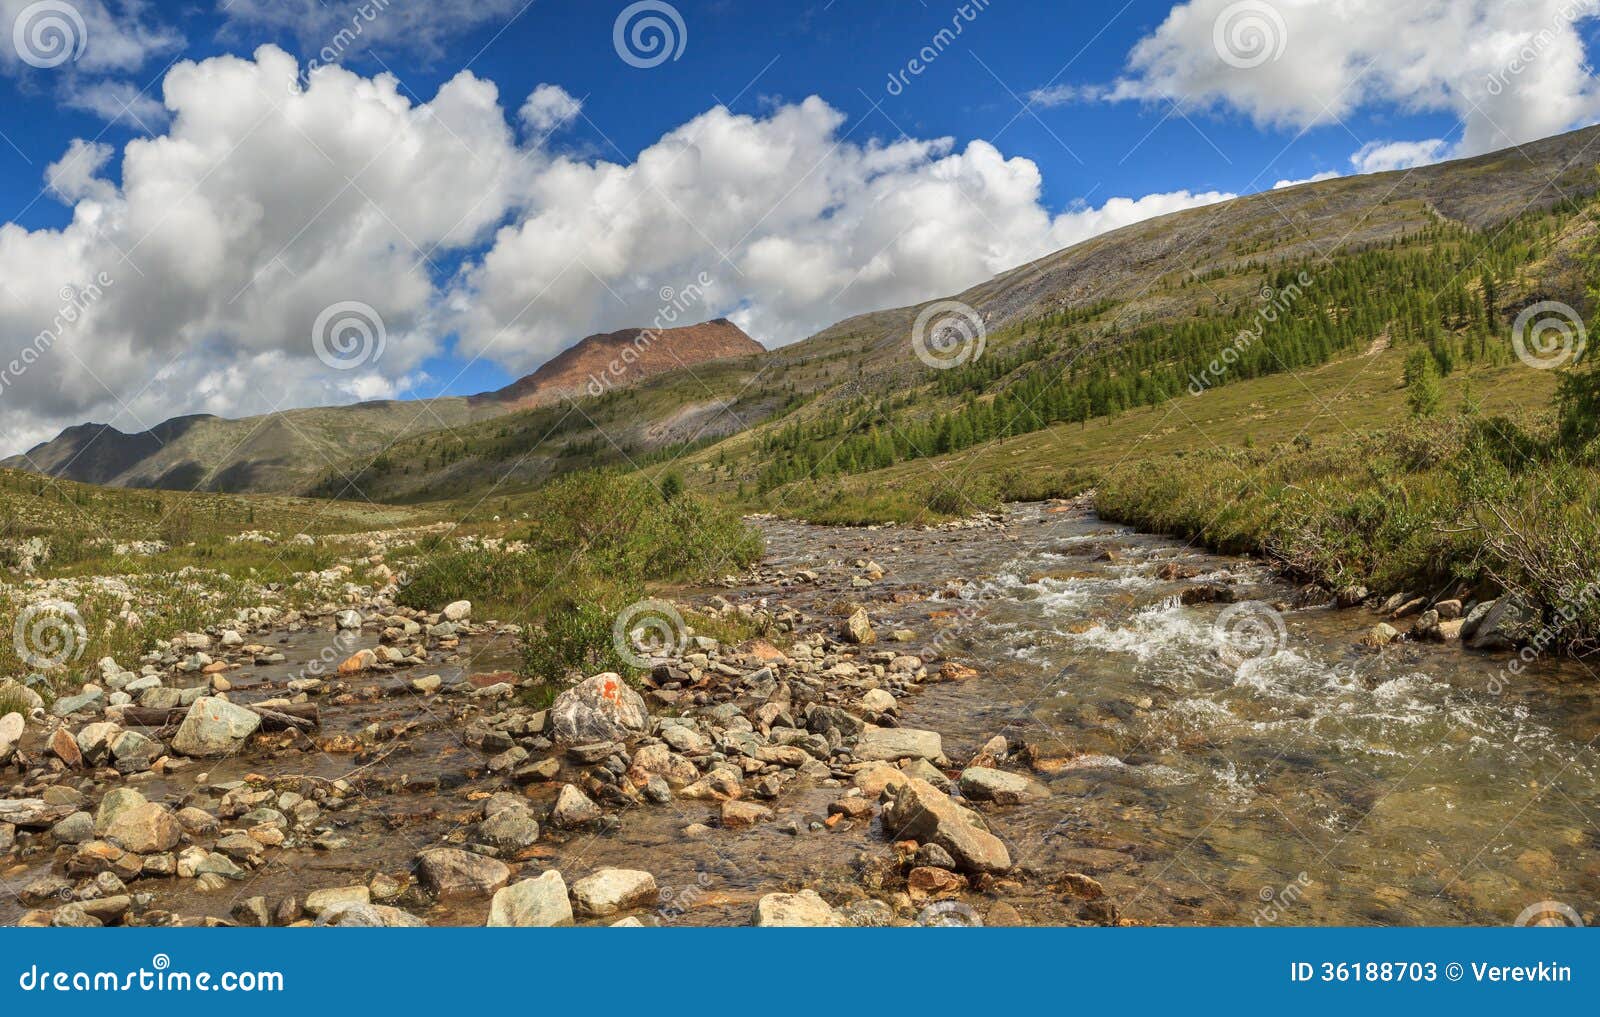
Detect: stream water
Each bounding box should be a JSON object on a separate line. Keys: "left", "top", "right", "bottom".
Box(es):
{"left": 4, "top": 504, "right": 1595, "bottom": 926}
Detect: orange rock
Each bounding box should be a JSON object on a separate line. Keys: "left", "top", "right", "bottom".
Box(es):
{"left": 49, "top": 728, "right": 83, "bottom": 769}
{"left": 907, "top": 866, "right": 968, "bottom": 902}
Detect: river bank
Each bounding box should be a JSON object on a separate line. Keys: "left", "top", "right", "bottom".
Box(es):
{"left": 2, "top": 503, "right": 1595, "bottom": 927}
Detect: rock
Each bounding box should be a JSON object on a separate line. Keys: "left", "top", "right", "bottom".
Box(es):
{"left": 411, "top": 675, "right": 442, "bottom": 694}
{"left": 74, "top": 721, "right": 121, "bottom": 764}
{"left": 838, "top": 608, "right": 876, "bottom": 645}
{"left": 548, "top": 673, "right": 649, "bottom": 744}
{"left": 1434, "top": 599, "right": 1463, "bottom": 620}
{"left": 0, "top": 798, "right": 75, "bottom": 829}
{"left": 304, "top": 886, "right": 370, "bottom": 917}
{"left": 52, "top": 687, "right": 103, "bottom": 717}
{"left": 1057, "top": 872, "right": 1105, "bottom": 900}
{"left": 104, "top": 802, "right": 180, "bottom": 853}
{"left": 0, "top": 711, "right": 24, "bottom": 762}
{"left": 513, "top": 757, "right": 562, "bottom": 784}
{"left": 1460, "top": 600, "right": 1493, "bottom": 641}
{"left": 1467, "top": 598, "right": 1529, "bottom": 651}
{"left": 549, "top": 784, "right": 604, "bottom": 828}
{"left": 853, "top": 762, "right": 910, "bottom": 796}
{"left": 50, "top": 811, "right": 94, "bottom": 844}
{"left": 0, "top": 823, "right": 13, "bottom": 853}
{"left": 1359, "top": 622, "right": 1399, "bottom": 648}
{"left": 487, "top": 872, "right": 573, "bottom": 927}
{"left": 881, "top": 777, "right": 1011, "bottom": 874}
{"left": 414, "top": 848, "right": 511, "bottom": 897}
{"left": 231, "top": 897, "right": 272, "bottom": 927}
{"left": 937, "top": 662, "right": 978, "bottom": 682}
{"left": 321, "top": 903, "right": 427, "bottom": 927}
{"left": 479, "top": 809, "right": 541, "bottom": 851}
{"left": 907, "top": 866, "right": 967, "bottom": 901}
{"left": 94, "top": 788, "right": 148, "bottom": 835}
{"left": 1411, "top": 609, "right": 1444, "bottom": 642}
{"left": 958, "top": 766, "right": 1049, "bottom": 804}
{"left": 110, "top": 730, "right": 161, "bottom": 773}
{"left": 338, "top": 649, "right": 376, "bottom": 675}
{"left": 175, "top": 807, "right": 219, "bottom": 838}
{"left": 721, "top": 800, "right": 774, "bottom": 828}
{"left": 171, "top": 697, "right": 261, "bottom": 757}
{"left": 48, "top": 728, "right": 83, "bottom": 768}
{"left": 570, "top": 868, "right": 658, "bottom": 916}
{"left": 855, "top": 725, "right": 944, "bottom": 763}
{"left": 859, "top": 688, "right": 896, "bottom": 714}
{"left": 753, "top": 889, "right": 844, "bottom": 927}
{"left": 442, "top": 600, "right": 472, "bottom": 622}
{"left": 335, "top": 610, "right": 363, "bottom": 630}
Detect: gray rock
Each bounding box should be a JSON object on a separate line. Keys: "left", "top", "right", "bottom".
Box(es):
{"left": 50, "top": 811, "right": 94, "bottom": 844}
{"left": 479, "top": 808, "right": 541, "bottom": 851}
{"left": 753, "top": 889, "right": 844, "bottom": 927}
{"left": 549, "top": 783, "right": 603, "bottom": 828}
{"left": 855, "top": 725, "right": 944, "bottom": 763}
{"left": 171, "top": 697, "right": 261, "bottom": 757}
{"left": 881, "top": 777, "right": 1012, "bottom": 874}
{"left": 957, "top": 766, "right": 1049, "bottom": 804}
{"left": 93, "top": 788, "right": 148, "bottom": 835}
{"left": 104, "top": 801, "right": 180, "bottom": 853}
{"left": 320, "top": 903, "right": 426, "bottom": 927}
{"left": 570, "top": 868, "right": 658, "bottom": 916}
{"left": 487, "top": 871, "right": 573, "bottom": 927}
{"left": 1467, "top": 598, "right": 1529, "bottom": 651}
{"left": 74, "top": 721, "right": 121, "bottom": 765}
{"left": 838, "top": 608, "right": 876, "bottom": 645}
{"left": 414, "top": 847, "right": 510, "bottom": 897}
{"left": 548, "top": 673, "right": 649, "bottom": 744}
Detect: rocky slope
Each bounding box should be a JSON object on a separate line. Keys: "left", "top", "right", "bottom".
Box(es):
{"left": 3, "top": 320, "right": 764, "bottom": 496}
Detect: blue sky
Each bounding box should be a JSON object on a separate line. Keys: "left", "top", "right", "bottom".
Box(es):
{"left": 0, "top": 0, "right": 1596, "bottom": 452}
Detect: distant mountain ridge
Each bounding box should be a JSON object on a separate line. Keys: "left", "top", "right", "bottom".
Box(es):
{"left": 3, "top": 319, "right": 764, "bottom": 494}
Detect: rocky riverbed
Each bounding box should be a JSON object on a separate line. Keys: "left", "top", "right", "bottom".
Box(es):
{"left": 2, "top": 502, "right": 1596, "bottom": 927}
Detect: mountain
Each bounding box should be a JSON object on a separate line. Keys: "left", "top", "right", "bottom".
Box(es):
{"left": 313, "top": 123, "right": 1600, "bottom": 505}
{"left": 12, "top": 125, "right": 1600, "bottom": 504}
{"left": 3, "top": 319, "right": 764, "bottom": 495}
{"left": 476, "top": 319, "right": 763, "bottom": 410}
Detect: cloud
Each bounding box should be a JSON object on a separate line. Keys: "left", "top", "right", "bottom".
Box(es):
{"left": 1272, "top": 170, "right": 1340, "bottom": 189}
{"left": 519, "top": 83, "right": 582, "bottom": 134}
{"left": 60, "top": 77, "right": 168, "bottom": 128}
{"left": 0, "top": 48, "right": 1237, "bottom": 457}
{"left": 1105, "top": 0, "right": 1600, "bottom": 162}
{"left": 449, "top": 97, "right": 1234, "bottom": 374}
{"left": 1349, "top": 138, "right": 1448, "bottom": 174}
{"left": 0, "top": 0, "right": 182, "bottom": 75}
{"left": 1026, "top": 83, "right": 1107, "bottom": 107}
{"left": 0, "top": 45, "right": 525, "bottom": 455}
{"left": 219, "top": 0, "right": 523, "bottom": 61}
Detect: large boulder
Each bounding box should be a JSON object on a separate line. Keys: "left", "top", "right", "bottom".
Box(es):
{"left": 414, "top": 848, "right": 510, "bottom": 898}
{"left": 548, "top": 673, "right": 649, "bottom": 744}
{"left": 855, "top": 725, "right": 944, "bottom": 763}
{"left": 570, "top": 868, "right": 658, "bottom": 917}
{"left": 487, "top": 872, "right": 573, "bottom": 927}
{"left": 957, "top": 766, "right": 1049, "bottom": 804}
{"left": 881, "top": 777, "right": 1012, "bottom": 874}
{"left": 753, "top": 889, "right": 844, "bottom": 927}
{"left": 1466, "top": 598, "right": 1529, "bottom": 651}
{"left": 103, "top": 801, "right": 180, "bottom": 853}
{"left": 170, "top": 698, "right": 261, "bottom": 757}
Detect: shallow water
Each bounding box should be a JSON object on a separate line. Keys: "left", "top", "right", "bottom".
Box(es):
{"left": 4, "top": 504, "right": 1595, "bottom": 926}
{"left": 743, "top": 504, "right": 1600, "bottom": 925}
